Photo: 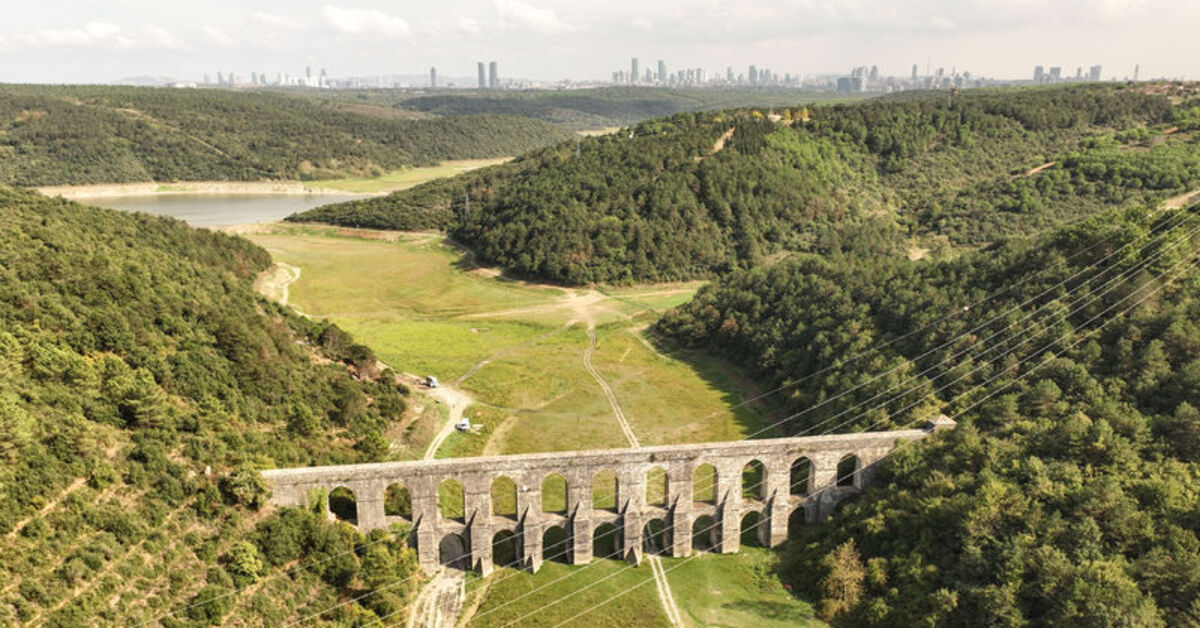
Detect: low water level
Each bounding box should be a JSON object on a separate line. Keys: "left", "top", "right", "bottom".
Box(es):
{"left": 78, "top": 193, "right": 362, "bottom": 228}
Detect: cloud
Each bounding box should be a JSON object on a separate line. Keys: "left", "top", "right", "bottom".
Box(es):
{"left": 319, "top": 5, "right": 411, "bottom": 37}
{"left": 493, "top": 0, "right": 573, "bottom": 34}
{"left": 14, "top": 22, "right": 184, "bottom": 50}
{"left": 251, "top": 11, "right": 304, "bottom": 31}
{"left": 202, "top": 26, "right": 234, "bottom": 46}
{"left": 459, "top": 17, "right": 482, "bottom": 35}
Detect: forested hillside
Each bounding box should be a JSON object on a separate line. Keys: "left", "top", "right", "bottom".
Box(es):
{"left": 293, "top": 85, "right": 1199, "bottom": 284}
{"left": 297, "top": 86, "right": 860, "bottom": 130}
{"left": 0, "top": 188, "right": 418, "bottom": 625}
{"left": 656, "top": 205, "right": 1200, "bottom": 624}
{"left": 0, "top": 85, "right": 572, "bottom": 186}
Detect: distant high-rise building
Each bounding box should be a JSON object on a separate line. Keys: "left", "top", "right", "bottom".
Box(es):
{"left": 726, "top": 67, "right": 734, "bottom": 83}
{"left": 1049, "top": 66, "right": 1062, "bottom": 81}
{"left": 1076, "top": 66, "right": 1083, "bottom": 80}
{"left": 657, "top": 60, "right": 667, "bottom": 83}
{"left": 217, "top": 71, "right": 224, "bottom": 85}
{"left": 869, "top": 65, "right": 879, "bottom": 82}
{"left": 478, "top": 62, "right": 486, "bottom": 89}
{"left": 430, "top": 67, "right": 437, "bottom": 88}
{"left": 630, "top": 58, "right": 639, "bottom": 84}
{"left": 306, "top": 65, "right": 312, "bottom": 79}
{"left": 1089, "top": 65, "right": 1103, "bottom": 81}
{"left": 749, "top": 65, "right": 758, "bottom": 86}
{"left": 1134, "top": 64, "right": 1140, "bottom": 81}
{"left": 204, "top": 73, "right": 211, "bottom": 85}
{"left": 488, "top": 61, "right": 498, "bottom": 89}
{"left": 912, "top": 64, "right": 918, "bottom": 80}
{"left": 1034, "top": 65, "right": 1045, "bottom": 83}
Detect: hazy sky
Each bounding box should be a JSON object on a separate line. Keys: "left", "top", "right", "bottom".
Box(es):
{"left": 1, "top": 0, "right": 1196, "bottom": 84}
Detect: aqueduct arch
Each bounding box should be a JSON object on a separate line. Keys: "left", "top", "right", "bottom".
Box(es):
{"left": 265, "top": 417, "right": 954, "bottom": 575}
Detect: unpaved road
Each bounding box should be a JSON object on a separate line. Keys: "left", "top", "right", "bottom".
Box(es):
{"left": 583, "top": 324, "right": 640, "bottom": 448}
{"left": 1164, "top": 188, "right": 1200, "bottom": 210}
{"left": 418, "top": 379, "right": 475, "bottom": 460}
{"left": 253, "top": 261, "right": 301, "bottom": 306}
{"left": 649, "top": 555, "right": 685, "bottom": 627}
{"left": 407, "top": 569, "right": 464, "bottom": 628}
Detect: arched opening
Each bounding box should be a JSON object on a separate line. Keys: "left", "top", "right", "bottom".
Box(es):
{"left": 491, "top": 475, "right": 517, "bottom": 518}
{"left": 384, "top": 483, "right": 411, "bottom": 518}
{"left": 492, "top": 530, "right": 521, "bottom": 569}
{"left": 692, "top": 515, "right": 718, "bottom": 553}
{"left": 788, "top": 506, "right": 809, "bottom": 538}
{"left": 643, "top": 518, "right": 671, "bottom": 556}
{"left": 646, "top": 467, "right": 668, "bottom": 507}
{"left": 692, "top": 463, "right": 717, "bottom": 505}
{"left": 740, "top": 511, "right": 764, "bottom": 547}
{"left": 837, "top": 454, "right": 860, "bottom": 488}
{"left": 438, "top": 532, "right": 470, "bottom": 570}
{"left": 593, "top": 522, "right": 622, "bottom": 560}
{"left": 541, "top": 473, "right": 568, "bottom": 514}
{"left": 742, "top": 460, "right": 766, "bottom": 500}
{"left": 789, "top": 457, "right": 812, "bottom": 497}
{"left": 328, "top": 486, "right": 357, "bottom": 524}
{"left": 543, "top": 526, "right": 570, "bottom": 564}
{"left": 439, "top": 478, "right": 465, "bottom": 521}
{"left": 592, "top": 469, "right": 618, "bottom": 511}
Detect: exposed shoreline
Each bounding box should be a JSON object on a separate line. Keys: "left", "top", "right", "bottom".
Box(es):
{"left": 36, "top": 180, "right": 375, "bottom": 200}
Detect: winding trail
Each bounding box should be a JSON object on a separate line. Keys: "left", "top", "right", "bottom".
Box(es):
{"left": 583, "top": 324, "right": 640, "bottom": 449}
{"left": 649, "top": 555, "right": 685, "bottom": 627}
{"left": 418, "top": 379, "right": 475, "bottom": 460}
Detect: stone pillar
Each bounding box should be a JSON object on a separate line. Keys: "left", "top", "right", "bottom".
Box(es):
{"left": 517, "top": 479, "right": 542, "bottom": 573}
{"left": 763, "top": 457, "right": 790, "bottom": 547}
{"left": 620, "top": 468, "right": 644, "bottom": 564}
{"left": 464, "top": 473, "right": 492, "bottom": 576}
{"left": 568, "top": 469, "right": 594, "bottom": 565}
{"left": 810, "top": 452, "right": 841, "bottom": 520}
{"left": 668, "top": 460, "right": 693, "bottom": 557}
{"left": 410, "top": 477, "right": 440, "bottom": 573}
{"left": 354, "top": 479, "right": 388, "bottom": 532}
{"left": 716, "top": 462, "right": 740, "bottom": 554}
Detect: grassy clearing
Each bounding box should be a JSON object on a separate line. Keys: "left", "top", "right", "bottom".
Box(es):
{"left": 316, "top": 158, "right": 511, "bottom": 193}
{"left": 466, "top": 561, "right": 671, "bottom": 628}
{"left": 663, "top": 548, "right": 823, "bottom": 627}
{"left": 247, "top": 223, "right": 772, "bottom": 459}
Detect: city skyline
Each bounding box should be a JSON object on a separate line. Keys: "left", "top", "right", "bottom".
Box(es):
{"left": 0, "top": 1, "right": 1197, "bottom": 84}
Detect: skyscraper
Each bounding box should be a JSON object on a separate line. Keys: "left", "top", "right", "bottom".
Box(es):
{"left": 912, "top": 64, "right": 918, "bottom": 80}
{"left": 478, "top": 62, "right": 486, "bottom": 89}
{"left": 1049, "top": 66, "right": 1062, "bottom": 81}
{"left": 1034, "top": 65, "right": 1045, "bottom": 83}
{"left": 630, "top": 58, "right": 639, "bottom": 84}
{"left": 657, "top": 60, "right": 667, "bottom": 83}
{"left": 749, "top": 65, "right": 758, "bottom": 86}
{"left": 430, "top": 67, "right": 437, "bottom": 88}
{"left": 1089, "top": 65, "right": 1103, "bottom": 81}
{"left": 488, "top": 61, "right": 498, "bottom": 89}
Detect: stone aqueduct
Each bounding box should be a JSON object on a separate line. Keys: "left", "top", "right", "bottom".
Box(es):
{"left": 264, "top": 417, "right": 954, "bottom": 575}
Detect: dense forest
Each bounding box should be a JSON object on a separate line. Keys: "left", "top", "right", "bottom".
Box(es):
{"left": 293, "top": 86, "right": 861, "bottom": 130}
{"left": 0, "top": 187, "right": 418, "bottom": 625}
{"left": 0, "top": 85, "right": 572, "bottom": 186}
{"left": 293, "top": 84, "right": 1199, "bottom": 284}
{"left": 656, "top": 204, "right": 1200, "bottom": 624}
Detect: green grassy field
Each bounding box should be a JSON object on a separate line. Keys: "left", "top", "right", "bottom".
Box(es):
{"left": 317, "top": 158, "right": 511, "bottom": 193}
{"left": 246, "top": 223, "right": 773, "bottom": 458}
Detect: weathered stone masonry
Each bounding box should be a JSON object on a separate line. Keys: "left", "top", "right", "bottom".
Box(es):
{"left": 264, "top": 417, "right": 954, "bottom": 575}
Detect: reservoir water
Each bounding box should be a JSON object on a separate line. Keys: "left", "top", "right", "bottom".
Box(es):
{"left": 77, "top": 193, "right": 363, "bottom": 228}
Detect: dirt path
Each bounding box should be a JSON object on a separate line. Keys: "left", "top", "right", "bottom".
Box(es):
{"left": 407, "top": 569, "right": 464, "bottom": 628}
{"left": 4, "top": 478, "right": 86, "bottom": 542}
{"left": 417, "top": 379, "right": 475, "bottom": 460}
{"left": 1023, "top": 161, "right": 1056, "bottom": 177}
{"left": 253, "top": 261, "right": 301, "bottom": 306}
{"left": 1164, "top": 188, "right": 1200, "bottom": 210}
{"left": 649, "top": 555, "right": 685, "bottom": 627}
{"left": 710, "top": 127, "right": 736, "bottom": 154}
{"left": 583, "top": 324, "right": 640, "bottom": 448}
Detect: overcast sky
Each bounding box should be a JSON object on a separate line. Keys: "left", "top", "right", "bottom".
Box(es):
{"left": 0, "top": 0, "right": 1196, "bottom": 84}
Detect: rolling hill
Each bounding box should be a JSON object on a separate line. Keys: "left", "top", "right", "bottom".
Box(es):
{"left": 0, "top": 85, "right": 573, "bottom": 186}
{"left": 0, "top": 187, "right": 417, "bottom": 625}
{"left": 292, "top": 84, "right": 1198, "bottom": 284}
